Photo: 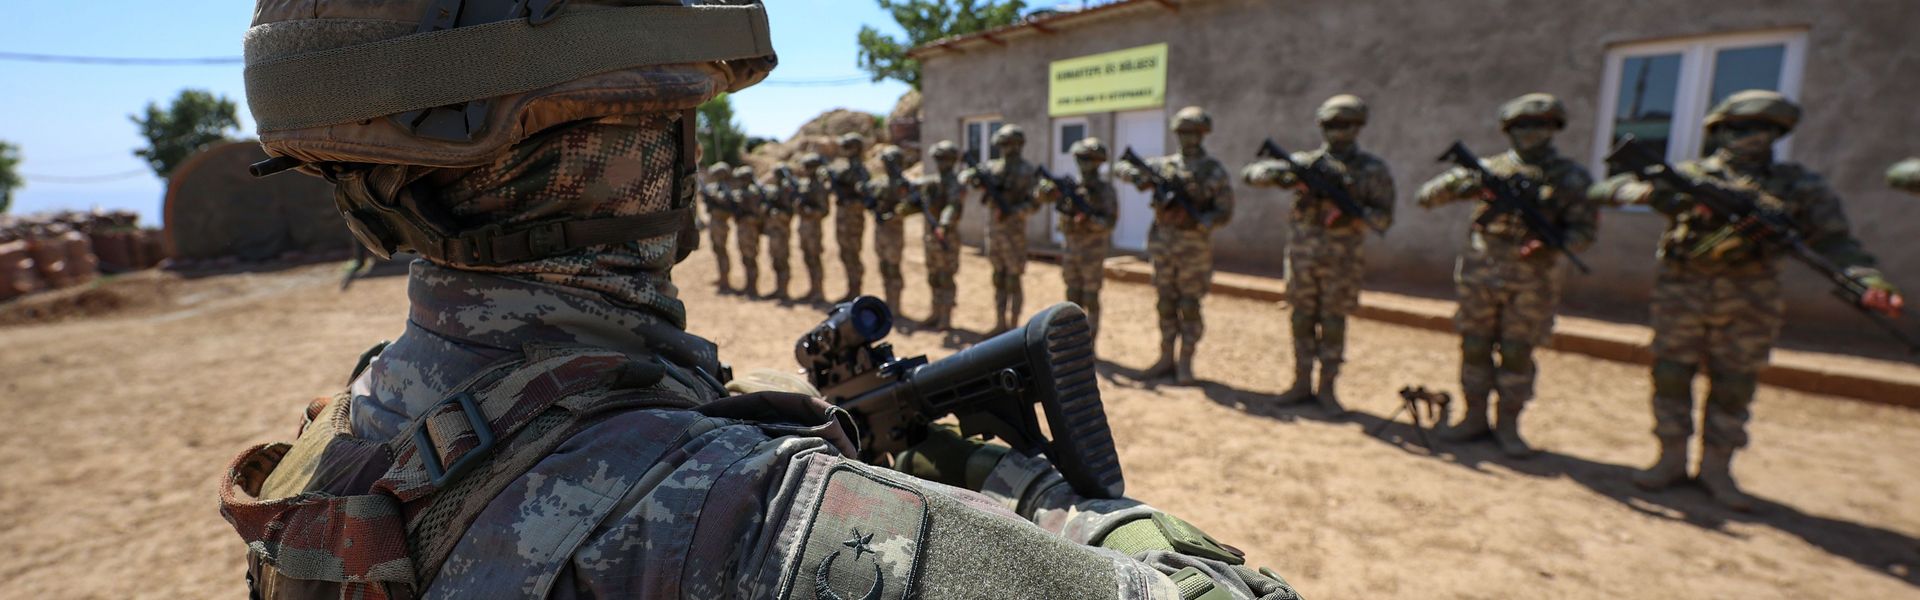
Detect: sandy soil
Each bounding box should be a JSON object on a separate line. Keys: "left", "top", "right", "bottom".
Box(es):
{"left": 2, "top": 227, "right": 1918, "bottom": 599}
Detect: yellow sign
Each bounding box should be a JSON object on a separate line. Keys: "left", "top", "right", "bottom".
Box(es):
{"left": 1048, "top": 43, "right": 1169, "bottom": 117}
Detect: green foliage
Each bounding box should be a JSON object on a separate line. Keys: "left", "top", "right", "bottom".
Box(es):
{"left": 131, "top": 89, "right": 240, "bottom": 179}
{"left": 0, "top": 141, "right": 20, "bottom": 214}
{"left": 697, "top": 93, "right": 748, "bottom": 167}
{"left": 857, "top": 0, "right": 1028, "bottom": 89}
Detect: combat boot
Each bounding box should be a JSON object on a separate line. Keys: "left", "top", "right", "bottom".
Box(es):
{"left": 1175, "top": 340, "right": 1198, "bottom": 385}
{"left": 1697, "top": 444, "right": 1755, "bottom": 512}
{"left": 1276, "top": 357, "right": 1314, "bottom": 405}
{"left": 743, "top": 272, "right": 760, "bottom": 299}
{"left": 1142, "top": 336, "right": 1177, "bottom": 380}
{"left": 1493, "top": 399, "right": 1534, "bottom": 458}
{"left": 1315, "top": 362, "right": 1344, "bottom": 416}
{"left": 1632, "top": 435, "right": 1690, "bottom": 491}
{"left": 1441, "top": 391, "right": 1491, "bottom": 442}
{"left": 773, "top": 274, "right": 790, "bottom": 301}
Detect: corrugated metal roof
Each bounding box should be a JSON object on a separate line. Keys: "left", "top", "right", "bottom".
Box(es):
{"left": 906, "top": 0, "right": 1186, "bottom": 59}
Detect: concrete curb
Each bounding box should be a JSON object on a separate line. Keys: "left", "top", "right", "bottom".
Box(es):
{"left": 1101, "top": 258, "right": 1920, "bottom": 408}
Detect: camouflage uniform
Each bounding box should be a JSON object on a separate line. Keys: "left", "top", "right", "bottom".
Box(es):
{"left": 867, "top": 147, "right": 912, "bottom": 311}
{"left": 1416, "top": 93, "right": 1597, "bottom": 457}
{"left": 1037, "top": 138, "right": 1120, "bottom": 337}
{"left": 1115, "top": 108, "right": 1235, "bottom": 384}
{"left": 904, "top": 141, "right": 966, "bottom": 329}
{"left": 731, "top": 166, "right": 767, "bottom": 297}
{"left": 1592, "top": 90, "right": 1897, "bottom": 510}
{"left": 1243, "top": 94, "right": 1395, "bottom": 412}
{"left": 795, "top": 154, "right": 832, "bottom": 301}
{"left": 828, "top": 134, "right": 872, "bottom": 301}
{"left": 702, "top": 162, "right": 736, "bottom": 289}
{"left": 963, "top": 125, "right": 1042, "bottom": 332}
{"left": 763, "top": 170, "right": 796, "bottom": 298}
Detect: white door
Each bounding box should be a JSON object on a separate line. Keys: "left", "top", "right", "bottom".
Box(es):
{"left": 1111, "top": 108, "right": 1165, "bottom": 252}
{"left": 1049, "top": 117, "right": 1091, "bottom": 245}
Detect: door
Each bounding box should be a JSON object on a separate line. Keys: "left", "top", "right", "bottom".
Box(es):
{"left": 1110, "top": 108, "right": 1165, "bottom": 252}
{"left": 1049, "top": 117, "right": 1091, "bottom": 245}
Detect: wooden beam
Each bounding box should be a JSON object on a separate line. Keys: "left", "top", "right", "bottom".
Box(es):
{"left": 1151, "top": 0, "right": 1178, "bottom": 12}
{"left": 980, "top": 32, "right": 1007, "bottom": 46}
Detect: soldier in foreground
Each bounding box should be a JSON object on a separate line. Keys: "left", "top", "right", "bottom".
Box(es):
{"left": 702, "top": 161, "right": 736, "bottom": 291}
{"left": 869, "top": 146, "right": 912, "bottom": 311}
{"left": 1594, "top": 90, "right": 1903, "bottom": 510}
{"left": 1116, "top": 107, "right": 1236, "bottom": 385}
{"left": 795, "top": 152, "right": 833, "bottom": 302}
{"left": 828, "top": 133, "right": 872, "bottom": 301}
{"left": 963, "top": 125, "right": 1043, "bottom": 333}
{"left": 904, "top": 140, "right": 966, "bottom": 330}
{"left": 732, "top": 164, "right": 767, "bottom": 298}
{"left": 1415, "top": 93, "right": 1598, "bottom": 458}
{"left": 1890, "top": 157, "right": 1920, "bottom": 196}
{"left": 220, "top": 3, "right": 1300, "bottom": 598}
{"left": 1243, "top": 95, "right": 1396, "bottom": 414}
{"left": 1038, "top": 137, "right": 1120, "bottom": 338}
{"left": 764, "top": 163, "right": 796, "bottom": 299}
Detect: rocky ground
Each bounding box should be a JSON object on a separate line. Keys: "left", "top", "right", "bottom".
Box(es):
{"left": 2, "top": 227, "right": 1918, "bottom": 599}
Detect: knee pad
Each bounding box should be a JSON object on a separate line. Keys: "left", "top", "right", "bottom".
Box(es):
{"left": 1652, "top": 359, "right": 1697, "bottom": 399}
{"left": 1461, "top": 335, "right": 1496, "bottom": 368}
{"left": 1496, "top": 340, "right": 1534, "bottom": 374}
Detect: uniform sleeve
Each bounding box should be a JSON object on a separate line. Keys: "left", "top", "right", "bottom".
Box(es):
{"left": 1556, "top": 166, "right": 1600, "bottom": 252}
{"left": 1241, "top": 159, "right": 1297, "bottom": 188}
{"left": 1205, "top": 162, "right": 1236, "bottom": 229}
{"left": 1793, "top": 171, "right": 1879, "bottom": 272}
{"left": 1415, "top": 166, "right": 1476, "bottom": 209}
{"left": 1097, "top": 183, "right": 1122, "bottom": 230}
{"left": 1361, "top": 159, "right": 1397, "bottom": 230}
{"left": 1589, "top": 172, "right": 1655, "bottom": 208}
{"left": 1113, "top": 158, "right": 1154, "bottom": 191}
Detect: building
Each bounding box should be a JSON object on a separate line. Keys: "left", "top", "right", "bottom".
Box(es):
{"left": 911, "top": 0, "right": 1920, "bottom": 353}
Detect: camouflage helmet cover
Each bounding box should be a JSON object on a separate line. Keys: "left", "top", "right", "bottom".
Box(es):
{"left": 798, "top": 152, "right": 824, "bottom": 169}
{"left": 706, "top": 161, "right": 733, "bottom": 178}
{"left": 1498, "top": 93, "right": 1569, "bottom": 129}
{"left": 930, "top": 140, "right": 960, "bottom": 161}
{"left": 1888, "top": 157, "right": 1920, "bottom": 195}
{"left": 731, "top": 165, "right": 756, "bottom": 180}
{"left": 1704, "top": 90, "right": 1801, "bottom": 133}
{"left": 1316, "top": 94, "right": 1368, "bottom": 124}
{"left": 1070, "top": 137, "right": 1109, "bottom": 161}
{"left": 838, "top": 133, "right": 868, "bottom": 149}
{"left": 991, "top": 124, "right": 1026, "bottom": 147}
{"left": 1171, "top": 106, "right": 1212, "bottom": 134}
{"left": 878, "top": 145, "right": 906, "bottom": 164}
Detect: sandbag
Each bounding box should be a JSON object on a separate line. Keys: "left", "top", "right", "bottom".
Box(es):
{"left": 0, "top": 240, "right": 46, "bottom": 300}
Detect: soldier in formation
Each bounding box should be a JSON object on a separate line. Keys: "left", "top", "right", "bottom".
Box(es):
{"left": 763, "top": 163, "right": 796, "bottom": 299}
{"left": 1116, "top": 107, "right": 1235, "bottom": 385}
{"left": 794, "top": 152, "right": 832, "bottom": 302}
{"left": 827, "top": 133, "right": 871, "bottom": 301}
{"left": 1243, "top": 94, "right": 1396, "bottom": 414}
{"left": 1593, "top": 90, "right": 1904, "bottom": 509}
{"left": 730, "top": 164, "right": 767, "bottom": 298}
{"left": 868, "top": 146, "right": 912, "bottom": 311}
{"left": 1038, "top": 137, "right": 1120, "bottom": 338}
{"left": 1415, "top": 93, "right": 1599, "bottom": 458}
{"left": 701, "top": 161, "right": 735, "bottom": 291}
{"left": 963, "top": 125, "right": 1043, "bottom": 333}
{"left": 904, "top": 140, "right": 967, "bottom": 330}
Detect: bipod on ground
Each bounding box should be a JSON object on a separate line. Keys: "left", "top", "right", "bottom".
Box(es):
{"left": 1371, "top": 386, "right": 1452, "bottom": 449}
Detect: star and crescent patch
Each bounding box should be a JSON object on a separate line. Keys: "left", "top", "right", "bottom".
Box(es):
{"left": 781, "top": 466, "right": 928, "bottom": 600}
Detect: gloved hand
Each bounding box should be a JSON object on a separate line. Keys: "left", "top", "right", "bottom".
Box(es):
{"left": 893, "top": 424, "right": 1008, "bottom": 491}
{"left": 1857, "top": 272, "right": 1904, "bottom": 318}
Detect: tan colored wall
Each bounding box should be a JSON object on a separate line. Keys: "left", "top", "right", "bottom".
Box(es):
{"left": 919, "top": 0, "right": 1920, "bottom": 354}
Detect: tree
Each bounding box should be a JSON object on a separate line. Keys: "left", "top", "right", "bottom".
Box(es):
{"left": 857, "top": 0, "right": 1028, "bottom": 89}
{"left": 0, "top": 141, "right": 20, "bottom": 214}
{"left": 697, "top": 93, "right": 748, "bottom": 168}
{"left": 131, "top": 89, "right": 240, "bottom": 179}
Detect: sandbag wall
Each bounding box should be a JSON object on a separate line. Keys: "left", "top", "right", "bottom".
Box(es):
{"left": 0, "top": 211, "right": 167, "bottom": 302}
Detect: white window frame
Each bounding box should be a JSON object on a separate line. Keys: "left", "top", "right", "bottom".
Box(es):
{"left": 963, "top": 115, "right": 1005, "bottom": 165}
{"left": 1590, "top": 28, "right": 1809, "bottom": 178}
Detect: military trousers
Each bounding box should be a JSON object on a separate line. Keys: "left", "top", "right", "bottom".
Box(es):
{"left": 799, "top": 215, "right": 827, "bottom": 293}
{"left": 835, "top": 204, "right": 866, "bottom": 295}
{"left": 923, "top": 226, "right": 960, "bottom": 311}
{"left": 874, "top": 216, "right": 906, "bottom": 303}
{"left": 708, "top": 213, "right": 732, "bottom": 283}
{"left": 1284, "top": 234, "right": 1365, "bottom": 365}
{"left": 1148, "top": 224, "right": 1212, "bottom": 345}
{"left": 765, "top": 214, "right": 793, "bottom": 292}
{"left": 735, "top": 217, "right": 763, "bottom": 293}
{"left": 1453, "top": 241, "right": 1563, "bottom": 405}
{"left": 1647, "top": 268, "right": 1784, "bottom": 448}
{"left": 1061, "top": 229, "right": 1111, "bottom": 332}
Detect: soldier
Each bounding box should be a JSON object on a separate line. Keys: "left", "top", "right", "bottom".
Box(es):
{"left": 827, "top": 133, "right": 872, "bottom": 301}
{"left": 1415, "top": 93, "right": 1598, "bottom": 458}
{"left": 1890, "top": 157, "right": 1920, "bottom": 196}
{"left": 903, "top": 140, "right": 966, "bottom": 330}
{"left": 1115, "top": 107, "right": 1235, "bottom": 385}
{"left": 1038, "top": 137, "right": 1120, "bottom": 338}
{"left": 1242, "top": 95, "right": 1396, "bottom": 414}
{"left": 962, "top": 125, "right": 1042, "bottom": 333}
{"left": 763, "top": 164, "right": 796, "bottom": 299}
{"left": 702, "top": 161, "right": 735, "bottom": 291}
{"left": 221, "top": 3, "right": 1303, "bottom": 597}
{"left": 1594, "top": 90, "right": 1903, "bottom": 510}
{"left": 731, "top": 164, "right": 767, "bottom": 298}
{"left": 794, "top": 152, "right": 832, "bottom": 302}
{"left": 867, "top": 146, "right": 911, "bottom": 311}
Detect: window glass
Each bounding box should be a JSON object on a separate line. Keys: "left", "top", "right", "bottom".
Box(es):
{"left": 1709, "top": 44, "right": 1786, "bottom": 106}
{"left": 966, "top": 122, "right": 983, "bottom": 162}
{"left": 987, "top": 120, "right": 1004, "bottom": 160}
{"left": 1061, "top": 123, "right": 1087, "bottom": 153}
{"left": 1609, "top": 53, "right": 1682, "bottom": 174}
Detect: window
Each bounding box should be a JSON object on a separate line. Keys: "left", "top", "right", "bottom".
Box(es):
{"left": 964, "top": 116, "right": 1005, "bottom": 163}
{"left": 1592, "top": 29, "right": 1807, "bottom": 176}
{"left": 1059, "top": 123, "right": 1087, "bottom": 154}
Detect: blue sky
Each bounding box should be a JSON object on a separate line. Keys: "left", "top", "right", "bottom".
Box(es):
{"left": 0, "top": 1, "right": 912, "bottom": 225}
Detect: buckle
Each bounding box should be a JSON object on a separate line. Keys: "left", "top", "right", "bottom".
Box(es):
{"left": 526, "top": 222, "right": 567, "bottom": 257}
{"left": 450, "top": 224, "right": 505, "bottom": 265}
{"left": 412, "top": 392, "right": 498, "bottom": 487}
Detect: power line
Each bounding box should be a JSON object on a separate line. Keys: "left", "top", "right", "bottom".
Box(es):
{"left": 23, "top": 170, "right": 153, "bottom": 184}
{"left": 0, "top": 51, "right": 242, "bottom": 66}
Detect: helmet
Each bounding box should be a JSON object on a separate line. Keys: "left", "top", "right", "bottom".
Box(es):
{"left": 1888, "top": 158, "right": 1920, "bottom": 195}
{"left": 930, "top": 140, "right": 960, "bottom": 162}
{"left": 732, "top": 165, "right": 756, "bottom": 181}
{"left": 242, "top": 1, "right": 777, "bottom": 170}
{"left": 706, "top": 162, "right": 733, "bottom": 178}
{"left": 1497, "top": 93, "right": 1568, "bottom": 130}
{"left": 838, "top": 133, "right": 868, "bottom": 150}
{"left": 799, "top": 152, "right": 824, "bottom": 170}
{"left": 1316, "top": 94, "right": 1368, "bottom": 124}
{"left": 878, "top": 146, "right": 905, "bottom": 165}
{"left": 991, "top": 125, "right": 1026, "bottom": 147}
{"left": 1704, "top": 90, "right": 1800, "bottom": 133}
{"left": 1171, "top": 106, "right": 1212, "bottom": 134}
{"left": 1070, "top": 138, "right": 1109, "bottom": 162}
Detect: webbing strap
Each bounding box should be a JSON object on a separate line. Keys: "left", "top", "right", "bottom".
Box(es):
{"left": 441, "top": 208, "right": 691, "bottom": 266}
{"left": 219, "top": 443, "right": 417, "bottom": 585}
{"left": 246, "top": 4, "right": 773, "bottom": 132}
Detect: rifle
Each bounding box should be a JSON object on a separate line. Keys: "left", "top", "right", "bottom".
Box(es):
{"left": 962, "top": 152, "right": 1019, "bottom": 216}
{"left": 1036, "top": 165, "right": 1106, "bottom": 222}
{"left": 1437, "top": 141, "right": 1592, "bottom": 274}
{"left": 1118, "top": 147, "right": 1203, "bottom": 224}
{"left": 797, "top": 296, "right": 1125, "bottom": 499}
{"left": 882, "top": 160, "right": 920, "bottom": 222}
{"left": 1257, "top": 139, "right": 1386, "bottom": 235}
{"left": 1606, "top": 135, "right": 1920, "bottom": 354}
{"left": 772, "top": 166, "right": 799, "bottom": 216}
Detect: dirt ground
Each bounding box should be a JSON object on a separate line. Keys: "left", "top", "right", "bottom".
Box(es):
{"left": 3, "top": 227, "right": 1919, "bottom": 599}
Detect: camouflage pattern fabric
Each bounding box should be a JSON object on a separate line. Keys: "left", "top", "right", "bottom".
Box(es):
{"left": 963, "top": 157, "right": 1042, "bottom": 311}
{"left": 732, "top": 181, "right": 767, "bottom": 294}
{"left": 828, "top": 159, "right": 871, "bottom": 296}
{"left": 1038, "top": 171, "right": 1119, "bottom": 334}
{"left": 703, "top": 180, "right": 734, "bottom": 284}
{"left": 866, "top": 172, "right": 912, "bottom": 306}
{"left": 1115, "top": 151, "right": 1235, "bottom": 346}
{"left": 1244, "top": 146, "right": 1395, "bottom": 364}
{"left": 763, "top": 181, "right": 795, "bottom": 295}
{"left": 905, "top": 169, "right": 966, "bottom": 313}
{"left": 1417, "top": 147, "right": 1596, "bottom": 406}
{"left": 796, "top": 170, "right": 832, "bottom": 296}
